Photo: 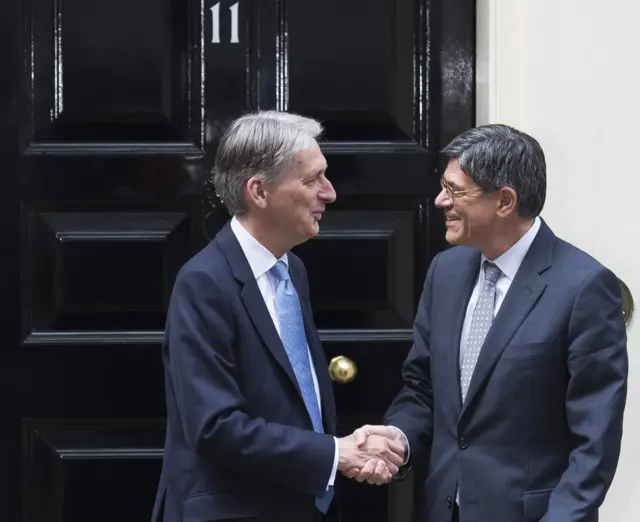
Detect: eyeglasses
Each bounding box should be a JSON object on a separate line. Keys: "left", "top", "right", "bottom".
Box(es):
{"left": 439, "top": 178, "right": 484, "bottom": 201}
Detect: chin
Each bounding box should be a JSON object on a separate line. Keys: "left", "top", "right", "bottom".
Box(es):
{"left": 445, "top": 230, "right": 461, "bottom": 245}
{"left": 307, "top": 220, "right": 320, "bottom": 237}
{"left": 304, "top": 229, "right": 319, "bottom": 241}
{"left": 293, "top": 226, "right": 319, "bottom": 246}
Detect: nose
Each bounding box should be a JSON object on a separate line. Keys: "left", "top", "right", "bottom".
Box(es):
{"left": 319, "top": 176, "right": 337, "bottom": 203}
{"left": 434, "top": 187, "right": 451, "bottom": 209}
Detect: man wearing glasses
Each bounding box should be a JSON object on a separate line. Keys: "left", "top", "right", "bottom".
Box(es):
{"left": 348, "top": 124, "right": 628, "bottom": 522}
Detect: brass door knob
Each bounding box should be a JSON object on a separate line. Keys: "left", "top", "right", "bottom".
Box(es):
{"left": 619, "top": 278, "right": 634, "bottom": 326}
{"left": 329, "top": 356, "right": 357, "bottom": 384}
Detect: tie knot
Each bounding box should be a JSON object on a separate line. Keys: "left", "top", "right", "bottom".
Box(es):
{"left": 483, "top": 261, "right": 501, "bottom": 285}
{"left": 269, "top": 260, "right": 290, "bottom": 282}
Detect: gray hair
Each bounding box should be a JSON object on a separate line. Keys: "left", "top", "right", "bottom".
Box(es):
{"left": 212, "top": 111, "right": 324, "bottom": 215}
{"left": 441, "top": 124, "right": 546, "bottom": 218}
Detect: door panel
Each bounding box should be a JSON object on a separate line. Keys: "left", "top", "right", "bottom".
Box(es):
{"left": 0, "top": 0, "right": 474, "bottom": 521}
{"left": 23, "top": 0, "right": 204, "bottom": 151}
{"left": 287, "top": 0, "right": 418, "bottom": 143}
{"left": 295, "top": 200, "right": 424, "bottom": 330}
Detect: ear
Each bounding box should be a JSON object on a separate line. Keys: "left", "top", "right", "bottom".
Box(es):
{"left": 245, "top": 176, "right": 268, "bottom": 210}
{"left": 496, "top": 186, "right": 518, "bottom": 217}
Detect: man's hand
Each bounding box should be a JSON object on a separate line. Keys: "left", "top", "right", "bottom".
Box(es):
{"left": 337, "top": 432, "right": 405, "bottom": 485}
{"left": 342, "top": 425, "right": 407, "bottom": 485}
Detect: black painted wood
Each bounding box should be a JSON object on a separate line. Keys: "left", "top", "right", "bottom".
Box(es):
{"left": 0, "top": 0, "right": 474, "bottom": 520}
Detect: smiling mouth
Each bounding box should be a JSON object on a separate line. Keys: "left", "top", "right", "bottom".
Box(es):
{"left": 445, "top": 216, "right": 461, "bottom": 228}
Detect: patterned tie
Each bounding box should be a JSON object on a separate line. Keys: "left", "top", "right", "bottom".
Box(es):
{"left": 269, "top": 260, "right": 333, "bottom": 513}
{"left": 460, "top": 261, "right": 502, "bottom": 403}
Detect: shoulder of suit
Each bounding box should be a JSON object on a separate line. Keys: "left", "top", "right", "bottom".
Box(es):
{"left": 433, "top": 245, "right": 477, "bottom": 267}
{"left": 175, "top": 239, "right": 229, "bottom": 287}
{"left": 553, "top": 235, "right": 598, "bottom": 265}
{"left": 551, "top": 235, "right": 615, "bottom": 281}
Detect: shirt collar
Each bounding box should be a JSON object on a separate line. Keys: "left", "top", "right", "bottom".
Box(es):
{"left": 482, "top": 216, "right": 541, "bottom": 281}
{"left": 230, "top": 216, "right": 288, "bottom": 280}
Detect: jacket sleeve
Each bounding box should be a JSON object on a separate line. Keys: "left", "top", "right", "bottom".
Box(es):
{"left": 167, "top": 267, "right": 335, "bottom": 497}
{"left": 384, "top": 253, "right": 438, "bottom": 469}
{"left": 542, "top": 266, "right": 628, "bottom": 522}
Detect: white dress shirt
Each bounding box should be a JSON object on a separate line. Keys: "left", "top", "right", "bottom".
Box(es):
{"left": 230, "top": 216, "right": 339, "bottom": 490}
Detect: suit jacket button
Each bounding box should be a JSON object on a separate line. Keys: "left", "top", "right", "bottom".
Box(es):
{"left": 446, "top": 496, "right": 453, "bottom": 508}
{"left": 459, "top": 436, "right": 468, "bottom": 449}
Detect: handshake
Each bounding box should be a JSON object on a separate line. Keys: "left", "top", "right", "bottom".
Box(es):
{"left": 336, "top": 425, "right": 408, "bottom": 486}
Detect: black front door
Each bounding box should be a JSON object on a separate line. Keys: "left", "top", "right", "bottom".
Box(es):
{"left": 0, "top": 1, "right": 474, "bottom": 521}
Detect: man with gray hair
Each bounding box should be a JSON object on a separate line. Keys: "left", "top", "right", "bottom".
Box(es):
{"left": 348, "top": 124, "right": 628, "bottom": 522}
{"left": 151, "top": 110, "right": 405, "bottom": 522}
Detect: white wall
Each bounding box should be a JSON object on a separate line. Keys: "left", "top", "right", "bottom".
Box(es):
{"left": 476, "top": 1, "right": 640, "bottom": 519}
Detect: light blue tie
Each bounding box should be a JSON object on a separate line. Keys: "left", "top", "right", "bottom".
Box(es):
{"left": 269, "top": 260, "right": 333, "bottom": 513}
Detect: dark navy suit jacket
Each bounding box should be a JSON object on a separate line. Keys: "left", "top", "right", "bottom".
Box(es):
{"left": 151, "top": 222, "right": 337, "bottom": 522}
{"left": 386, "top": 220, "right": 628, "bottom": 522}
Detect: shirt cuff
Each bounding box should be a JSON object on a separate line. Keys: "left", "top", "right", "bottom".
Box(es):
{"left": 327, "top": 436, "right": 339, "bottom": 488}
{"left": 390, "top": 426, "right": 410, "bottom": 465}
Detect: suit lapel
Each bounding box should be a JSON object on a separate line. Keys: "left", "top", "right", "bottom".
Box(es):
{"left": 442, "top": 249, "right": 481, "bottom": 414}
{"left": 217, "top": 223, "right": 334, "bottom": 432}
{"left": 216, "top": 223, "right": 303, "bottom": 399}
{"left": 240, "top": 281, "right": 303, "bottom": 397}
{"left": 294, "top": 268, "right": 336, "bottom": 434}
{"left": 460, "top": 222, "right": 554, "bottom": 417}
